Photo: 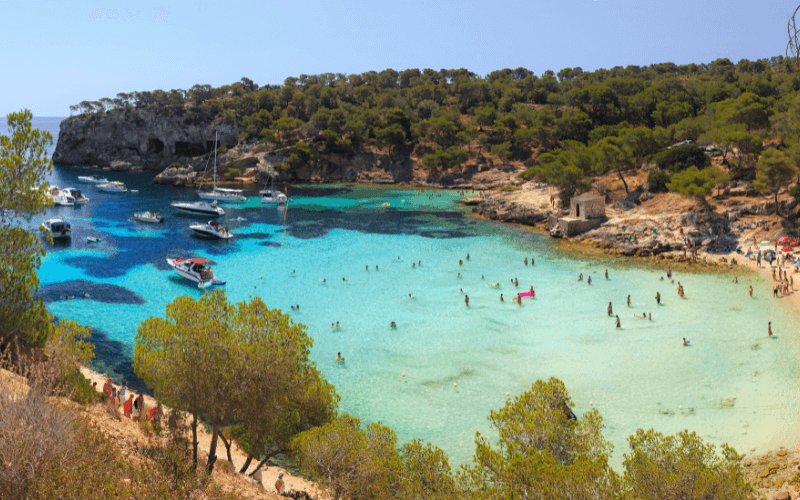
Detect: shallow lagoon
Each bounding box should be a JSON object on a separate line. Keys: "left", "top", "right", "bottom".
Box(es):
{"left": 36, "top": 162, "right": 800, "bottom": 467}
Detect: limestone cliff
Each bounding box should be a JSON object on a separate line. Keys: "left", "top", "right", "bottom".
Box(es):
{"left": 53, "top": 108, "right": 239, "bottom": 171}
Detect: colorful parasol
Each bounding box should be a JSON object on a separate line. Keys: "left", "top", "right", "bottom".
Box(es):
{"left": 760, "top": 240, "right": 771, "bottom": 245}
{"left": 782, "top": 247, "right": 792, "bottom": 252}
{"left": 778, "top": 236, "right": 789, "bottom": 243}
{"left": 791, "top": 241, "right": 799, "bottom": 246}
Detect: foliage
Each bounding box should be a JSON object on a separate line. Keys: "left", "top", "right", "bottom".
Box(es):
{"left": 667, "top": 166, "right": 729, "bottom": 201}
{"left": 754, "top": 148, "right": 798, "bottom": 212}
{"left": 278, "top": 141, "right": 313, "bottom": 172}
{"left": 500, "top": 184, "right": 521, "bottom": 192}
{"left": 646, "top": 169, "right": 672, "bottom": 193}
{"left": 622, "top": 429, "right": 754, "bottom": 500}
{"left": 460, "top": 377, "right": 619, "bottom": 500}
{"left": 293, "top": 414, "right": 403, "bottom": 500}
{"left": 224, "top": 168, "right": 242, "bottom": 179}
{"left": 399, "top": 439, "right": 456, "bottom": 500}
{"left": 216, "top": 145, "right": 228, "bottom": 155}
{"left": 134, "top": 290, "right": 337, "bottom": 475}
{"left": 422, "top": 146, "right": 469, "bottom": 172}
{"left": 654, "top": 145, "right": 710, "bottom": 173}
{"left": 0, "top": 110, "right": 54, "bottom": 348}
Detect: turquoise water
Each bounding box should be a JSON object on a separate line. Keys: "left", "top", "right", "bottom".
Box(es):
{"left": 14, "top": 118, "right": 800, "bottom": 465}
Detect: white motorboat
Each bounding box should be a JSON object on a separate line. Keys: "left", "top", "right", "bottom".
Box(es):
{"left": 198, "top": 187, "right": 247, "bottom": 202}
{"left": 47, "top": 185, "right": 73, "bottom": 206}
{"left": 259, "top": 189, "right": 288, "bottom": 204}
{"left": 171, "top": 200, "right": 225, "bottom": 217}
{"left": 42, "top": 218, "right": 71, "bottom": 240}
{"left": 196, "top": 131, "right": 247, "bottom": 202}
{"left": 60, "top": 187, "right": 89, "bottom": 204}
{"left": 166, "top": 257, "right": 221, "bottom": 284}
{"left": 134, "top": 211, "right": 164, "bottom": 223}
{"left": 190, "top": 220, "right": 234, "bottom": 239}
{"left": 96, "top": 181, "right": 128, "bottom": 193}
{"left": 78, "top": 175, "right": 109, "bottom": 184}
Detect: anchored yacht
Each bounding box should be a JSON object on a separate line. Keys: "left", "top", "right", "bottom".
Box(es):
{"left": 190, "top": 220, "right": 234, "bottom": 239}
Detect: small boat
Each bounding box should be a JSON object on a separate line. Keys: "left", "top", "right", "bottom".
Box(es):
{"left": 78, "top": 175, "right": 109, "bottom": 184}
{"left": 96, "top": 181, "right": 128, "bottom": 193}
{"left": 134, "top": 211, "right": 164, "bottom": 223}
{"left": 42, "top": 218, "right": 71, "bottom": 241}
{"left": 46, "top": 185, "right": 73, "bottom": 206}
{"left": 171, "top": 200, "right": 225, "bottom": 217}
{"left": 166, "top": 257, "right": 218, "bottom": 284}
{"left": 190, "top": 220, "right": 234, "bottom": 239}
{"left": 198, "top": 187, "right": 247, "bottom": 202}
{"left": 87, "top": 236, "right": 101, "bottom": 243}
{"left": 260, "top": 176, "right": 288, "bottom": 204}
{"left": 196, "top": 131, "right": 247, "bottom": 202}
{"left": 61, "top": 187, "right": 89, "bottom": 204}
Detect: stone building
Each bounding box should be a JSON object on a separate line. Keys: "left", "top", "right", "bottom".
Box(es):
{"left": 569, "top": 194, "right": 605, "bottom": 220}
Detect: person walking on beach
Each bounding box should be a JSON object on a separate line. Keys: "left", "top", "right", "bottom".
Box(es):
{"left": 607, "top": 302, "right": 613, "bottom": 316}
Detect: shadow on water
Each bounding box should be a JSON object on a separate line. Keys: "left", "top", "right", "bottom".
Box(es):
{"left": 38, "top": 280, "right": 145, "bottom": 305}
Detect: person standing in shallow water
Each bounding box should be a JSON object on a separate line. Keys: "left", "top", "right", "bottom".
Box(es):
{"left": 607, "top": 302, "right": 613, "bottom": 316}
{"left": 627, "top": 295, "right": 631, "bottom": 307}
{"left": 615, "top": 315, "right": 621, "bottom": 328}
{"left": 655, "top": 292, "right": 661, "bottom": 304}
{"left": 749, "top": 285, "right": 753, "bottom": 297}
{"left": 605, "top": 269, "right": 609, "bottom": 280}
{"left": 768, "top": 322, "right": 773, "bottom": 336}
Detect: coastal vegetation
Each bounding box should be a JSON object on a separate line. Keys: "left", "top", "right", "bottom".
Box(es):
{"left": 67, "top": 56, "right": 800, "bottom": 205}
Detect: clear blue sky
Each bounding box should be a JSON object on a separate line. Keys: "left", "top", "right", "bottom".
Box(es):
{"left": 1, "top": 0, "right": 797, "bottom": 116}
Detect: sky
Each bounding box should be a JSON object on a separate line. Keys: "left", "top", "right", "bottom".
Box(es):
{"left": 1, "top": 0, "right": 798, "bottom": 116}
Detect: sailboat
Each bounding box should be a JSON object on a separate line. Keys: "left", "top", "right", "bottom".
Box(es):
{"left": 197, "top": 132, "right": 246, "bottom": 202}
{"left": 260, "top": 175, "right": 288, "bottom": 204}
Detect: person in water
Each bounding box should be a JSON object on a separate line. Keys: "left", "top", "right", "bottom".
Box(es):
{"left": 529, "top": 286, "right": 534, "bottom": 296}
{"left": 464, "top": 295, "right": 470, "bottom": 306}
{"left": 531, "top": 257, "right": 535, "bottom": 265}
{"left": 366, "top": 265, "right": 369, "bottom": 271}
{"left": 412, "top": 263, "right": 416, "bottom": 268}
{"left": 607, "top": 302, "right": 613, "bottom": 316}
{"left": 375, "top": 265, "right": 378, "bottom": 270}
{"left": 336, "top": 352, "right": 345, "bottom": 363}
{"left": 587, "top": 276, "right": 592, "bottom": 285}
{"left": 683, "top": 338, "right": 688, "bottom": 346}
{"left": 648, "top": 313, "right": 651, "bottom": 320}
{"left": 578, "top": 273, "right": 583, "bottom": 281}
{"left": 655, "top": 292, "right": 661, "bottom": 304}
{"left": 466, "top": 253, "right": 470, "bottom": 260}
{"left": 605, "top": 269, "right": 609, "bottom": 280}
{"left": 749, "top": 285, "right": 753, "bottom": 297}
{"left": 459, "top": 259, "right": 463, "bottom": 266}
{"left": 335, "top": 321, "right": 340, "bottom": 328}
{"left": 514, "top": 278, "right": 519, "bottom": 287}
{"left": 627, "top": 295, "right": 631, "bottom": 307}
{"left": 768, "top": 322, "right": 773, "bottom": 336}
{"left": 615, "top": 315, "right": 621, "bottom": 328}
{"left": 390, "top": 321, "right": 397, "bottom": 328}
{"left": 500, "top": 294, "right": 504, "bottom": 302}
{"left": 524, "top": 257, "right": 528, "bottom": 265}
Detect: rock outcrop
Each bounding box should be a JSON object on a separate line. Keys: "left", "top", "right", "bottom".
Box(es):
{"left": 53, "top": 108, "right": 238, "bottom": 172}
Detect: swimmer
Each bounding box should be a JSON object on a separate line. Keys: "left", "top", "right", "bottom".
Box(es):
{"left": 734, "top": 276, "right": 738, "bottom": 283}
{"left": 655, "top": 292, "right": 661, "bottom": 304}
{"left": 366, "top": 265, "right": 369, "bottom": 271}
{"left": 578, "top": 273, "right": 583, "bottom": 281}
{"left": 465, "top": 295, "right": 469, "bottom": 306}
{"left": 412, "top": 263, "right": 415, "bottom": 268}
{"left": 605, "top": 269, "right": 609, "bottom": 280}
{"left": 336, "top": 352, "right": 342, "bottom": 362}
{"left": 500, "top": 294, "right": 504, "bottom": 302}
{"left": 481, "top": 275, "right": 484, "bottom": 280}
{"left": 408, "top": 293, "right": 414, "bottom": 298}
{"left": 635, "top": 312, "right": 645, "bottom": 319}
{"left": 291, "top": 306, "right": 296, "bottom": 310}
{"left": 342, "top": 278, "right": 348, "bottom": 282}
{"left": 615, "top": 315, "right": 621, "bottom": 328}
{"left": 607, "top": 302, "right": 613, "bottom": 316}
{"left": 768, "top": 322, "right": 773, "bottom": 337}
{"left": 458, "top": 272, "right": 461, "bottom": 277}
{"left": 514, "top": 278, "right": 519, "bottom": 287}
{"left": 660, "top": 276, "right": 664, "bottom": 281}
{"left": 670, "top": 280, "right": 674, "bottom": 284}
{"left": 331, "top": 322, "right": 335, "bottom": 328}
{"left": 418, "top": 260, "right": 421, "bottom": 266}
{"left": 390, "top": 321, "right": 397, "bottom": 328}
{"left": 524, "top": 257, "right": 528, "bottom": 265}
{"left": 648, "top": 313, "right": 651, "bottom": 320}
{"left": 336, "top": 321, "right": 340, "bottom": 328}
{"left": 627, "top": 295, "right": 631, "bottom": 307}
{"left": 321, "top": 279, "right": 327, "bottom": 283}
{"left": 296, "top": 305, "right": 300, "bottom": 310}
{"left": 290, "top": 270, "right": 296, "bottom": 275}
{"left": 376, "top": 265, "right": 378, "bottom": 270}
{"left": 459, "top": 259, "right": 463, "bottom": 266}
{"left": 530, "top": 286, "right": 534, "bottom": 295}
{"left": 587, "top": 276, "right": 592, "bottom": 285}
{"left": 683, "top": 338, "right": 688, "bottom": 346}
{"left": 749, "top": 285, "right": 753, "bottom": 297}
{"left": 531, "top": 257, "right": 534, "bottom": 265}
{"left": 466, "top": 253, "right": 470, "bottom": 260}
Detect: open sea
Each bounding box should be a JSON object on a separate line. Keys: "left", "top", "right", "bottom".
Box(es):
{"left": 8, "top": 117, "right": 800, "bottom": 466}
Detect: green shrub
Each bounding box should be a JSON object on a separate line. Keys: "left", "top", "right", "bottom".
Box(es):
{"left": 654, "top": 145, "right": 709, "bottom": 173}
{"left": 224, "top": 168, "right": 242, "bottom": 179}
{"left": 59, "top": 368, "right": 98, "bottom": 405}
{"left": 168, "top": 162, "right": 181, "bottom": 169}
{"left": 215, "top": 146, "right": 228, "bottom": 155}
{"left": 789, "top": 184, "right": 800, "bottom": 199}
{"left": 647, "top": 169, "right": 671, "bottom": 193}
{"left": 500, "top": 185, "right": 521, "bottom": 192}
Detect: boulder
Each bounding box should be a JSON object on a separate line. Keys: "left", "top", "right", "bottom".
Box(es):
{"left": 775, "top": 491, "right": 791, "bottom": 500}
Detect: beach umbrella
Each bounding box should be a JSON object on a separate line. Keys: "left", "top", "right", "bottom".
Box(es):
{"left": 760, "top": 245, "right": 773, "bottom": 251}
{"left": 760, "top": 240, "right": 771, "bottom": 245}
{"left": 782, "top": 247, "right": 792, "bottom": 252}
{"left": 791, "top": 241, "right": 799, "bottom": 246}
{"left": 779, "top": 236, "right": 789, "bottom": 243}
{"left": 702, "top": 239, "right": 710, "bottom": 245}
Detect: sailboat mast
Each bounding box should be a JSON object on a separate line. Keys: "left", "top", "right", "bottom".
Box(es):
{"left": 213, "top": 131, "right": 218, "bottom": 191}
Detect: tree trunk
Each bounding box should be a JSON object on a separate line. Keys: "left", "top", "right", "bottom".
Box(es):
{"left": 248, "top": 449, "right": 287, "bottom": 476}
{"left": 207, "top": 425, "right": 220, "bottom": 474}
{"left": 775, "top": 191, "right": 780, "bottom": 215}
{"left": 617, "top": 169, "right": 630, "bottom": 194}
{"left": 191, "top": 412, "right": 199, "bottom": 470}
{"left": 219, "top": 432, "right": 235, "bottom": 471}
{"left": 239, "top": 454, "right": 254, "bottom": 475}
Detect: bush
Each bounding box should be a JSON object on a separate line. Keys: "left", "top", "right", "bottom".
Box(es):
{"left": 647, "top": 169, "right": 671, "bottom": 193}
{"left": 789, "top": 184, "right": 800, "bottom": 200}
{"left": 215, "top": 146, "right": 228, "bottom": 155}
{"left": 500, "top": 184, "right": 521, "bottom": 192}
{"left": 654, "top": 145, "right": 709, "bottom": 173}
{"left": 59, "top": 368, "right": 98, "bottom": 405}
{"left": 168, "top": 162, "right": 181, "bottom": 169}
{"left": 224, "top": 168, "right": 242, "bottom": 179}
